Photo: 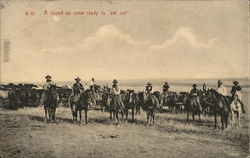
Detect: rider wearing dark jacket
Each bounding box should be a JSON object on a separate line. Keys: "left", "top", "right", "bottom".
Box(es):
{"left": 163, "top": 82, "right": 169, "bottom": 93}
{"left": 231, "top": 81, "right": 245, "bottom": 113}
{"left": 73, "top": 78, "right": 84, "bottom": 94}
{"left": 146, "top": 82, "right": 152, "bottom": 93}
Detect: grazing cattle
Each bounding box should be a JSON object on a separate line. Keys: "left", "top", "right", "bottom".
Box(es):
{"left": 205, "top": 89, "right": 230, "bottom": 130}
{"left": 8, "top": 89, "right": 20, "bottom": 109}
{"left": 142, "top": 92, "right": 160, "bottom": 126}
{"left": 69, "top": 89, "right": 92, "bottom": 124}
{"left": 230, "top": 93, "right": 242, "bottom": 127}
{"left": 44, "top": 85, "right": 58, "bottom": 123}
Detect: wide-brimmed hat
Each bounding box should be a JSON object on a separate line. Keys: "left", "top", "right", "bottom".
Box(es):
{"left": 192, "top": 84, "right": 197, "bottom": 87}
{"left": 113, "top": 79, "right": 118, "bottom": 83}
{"left": 218, "top": 80, "right": 222, "bottom": 84}
{"left": 147, "top": 82, "right": 152, "bottom": 85}
{"left": 45, "top": 75, "right": 52, "bottom": 79}
{"left": 75, "top": 77, "right": 81, "bottom": 81}
{"left": 233, "top": 80, "right": 239, "bottom": 84}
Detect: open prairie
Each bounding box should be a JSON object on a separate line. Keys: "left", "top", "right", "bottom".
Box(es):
{"left": 0, "top": 104, "right": 248, "bottom": 158}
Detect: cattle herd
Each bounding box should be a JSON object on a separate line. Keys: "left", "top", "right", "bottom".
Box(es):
{"left": 0, "top": 83, "right": 242, "bottom": 130}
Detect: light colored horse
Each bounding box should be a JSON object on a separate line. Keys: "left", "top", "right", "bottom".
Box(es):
{"left": 230, "top": 93, "right": 242, "bottom": 127}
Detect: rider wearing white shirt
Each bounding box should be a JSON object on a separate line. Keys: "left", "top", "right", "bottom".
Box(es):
{"left": 216, "top": 80, "right": 229, "bottom": 107}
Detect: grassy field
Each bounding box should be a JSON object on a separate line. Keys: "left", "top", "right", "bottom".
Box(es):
{"left": 0, "top": 105, "right": 248, "bottom": 158}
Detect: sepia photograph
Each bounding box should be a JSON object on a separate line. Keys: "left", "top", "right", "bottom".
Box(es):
{"left": 0, "top": 0, "right": 249, "bottom": 157}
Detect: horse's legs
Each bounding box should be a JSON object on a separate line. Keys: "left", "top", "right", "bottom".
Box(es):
{"left": 132, "top": 107, "right": 135, "bottom": 122}
{"left": 214, "top": 113, "right": 217, "bottom": 128}
{"left": 146, "top": 110, "right": 149, "bottom": 126}
{"left": 186, "top": 111, "right": 189, "bottom": 122}
{"left": 85, "top": 109, "right": 88, "bottom": 125}
{"left": 110, "top": 110, "right": 112, "bottom": 122}
{"left": 225, "top": 113, "right": 229, "bottom": 128}
{"left": 52, "top": 108, "right": 56, "bottom": 123}
{"left": 221, "top": 114, "right": 224, "bottom": 130}
{"left": 79, "top": 110, "right": 82, "bottom": 123}
{"left": 198, "top": 113, "right": 201, "bottom": 122}
{"left": 44, "top": 108, "right": 48, "bottom": 123}
{"left": 48, "top": 109, "right": 52, "bottom": 122}
{"left": 125, "top": 108, "right": 128, "bottom": 122}
{"left": 72, "top": 111, "right": 75, "bottom": 123}
{"left": 152, "top": 109, "right": 155, "bottom": 126}
{"left": 75, "top": 111, "right": 78, "bottom": 122}
{"left": 115, "top": 110, "right": 119, "bottom": 125}
{"left": 192, "top": 113, "right": 195, "bottom": 123}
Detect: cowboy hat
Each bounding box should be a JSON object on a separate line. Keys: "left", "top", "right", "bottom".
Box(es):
{"left": 192, "top": 84, "right": 197, "bottom": 87}
{"left": 233, "top": 80, "right": 239, "bottom": 84}
{"left": 113, "top": 79, "right": 118, "bottom": 83}
{"left": 45, "top": 75, "right": 52, "bottom": 79}
{"left": 75, "top": 77, "right": 81, "bottom": 81}
{"left": 218, "top": 80, "right": 222, "bottom": 84}
{"left": 147, "top": 82, "right": 152, "bottom": 85}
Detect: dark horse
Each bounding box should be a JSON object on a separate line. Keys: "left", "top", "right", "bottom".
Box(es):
{"left": 205, "top": 89, "right": 231, "bottom": 130}
{"left": 123, "top": 90, "right": 138, "bottom": 122}
{"left": 160, "top": 91, "right": 178, "bottom": 113}
{"left": 141, "top": 92, "right": 159, "bottom": 126}
{"left": 44, "top": 85, "right": 58, "bottom": 123}
{"left": 186, "top": 92, "right": 203, "bottom": 123}
{"left": 69, "top": 89, "right": 91, "bottom": 124}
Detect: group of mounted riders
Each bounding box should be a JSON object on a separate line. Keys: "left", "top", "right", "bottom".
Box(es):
{"left": 3, "top": 74, "right": 245, "bottom": 128}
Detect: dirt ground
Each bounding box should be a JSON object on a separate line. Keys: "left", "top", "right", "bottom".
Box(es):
{"left": 0, "top": 106, "right": 249, "bottom": 158}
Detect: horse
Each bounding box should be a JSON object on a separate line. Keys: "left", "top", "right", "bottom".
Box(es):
{"left": 142, "top": 92, "right": 160, "bottom": 126}
{"left": 185, "top": 91, "right": 203, "bottom": 123}
{"left": 177, "top": 92, "right": 189, "bottom": 113}
{"left": 44, "top": 85, "right": 58, "bottom": 123}
{"left": 102, "top": 91, "right": 110, "bottom": 112}
{"left": 230, "top": 93, "right": 242, "bottom": 127}
{"left": 69, "top": 89, "right": 92, "bottom": 124}
{"left": 123, "top": 90, "right": 138, "bottom": 122}
{"left": 109, "top": 92, "right": 125, "bottom": 125}
{"left": 160, "top": 91, "right": 178, "bottom": 113}
{"left": 102, "top": 92, "right": 117, "bottom": 120}
{"left": 205, "top": 89, "right": 230, "bottom": 129}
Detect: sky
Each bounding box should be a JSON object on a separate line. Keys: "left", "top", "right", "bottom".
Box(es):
{"left": 0, "top": 0, "right": 248, "bottom": 83}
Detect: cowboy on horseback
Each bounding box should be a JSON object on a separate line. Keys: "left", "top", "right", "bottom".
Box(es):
{"left": 216, "top": 80, "right": 230, "bottom": 107}
{"left": 90, "top": 78, "right": 96, "bottom": 92}
{"left": 145, "top": 82, "right": 153, "bottom": 99}
{"left": 69, "top": 77, "right": 84, "bottom": 103}
{"left": 231, "top": 80, "right": 245, "bottom": 113}
{"left": 111, "top": 79, "right": 125, "bottom": 112}
{"left": 40, "top": 75, "right": 58, "bottom": 107}
{"left": 190, "top": 84, "right": 202, "bottom": 112}
{"left": 163, "top": 82, "right": 169, "bottom": 93}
